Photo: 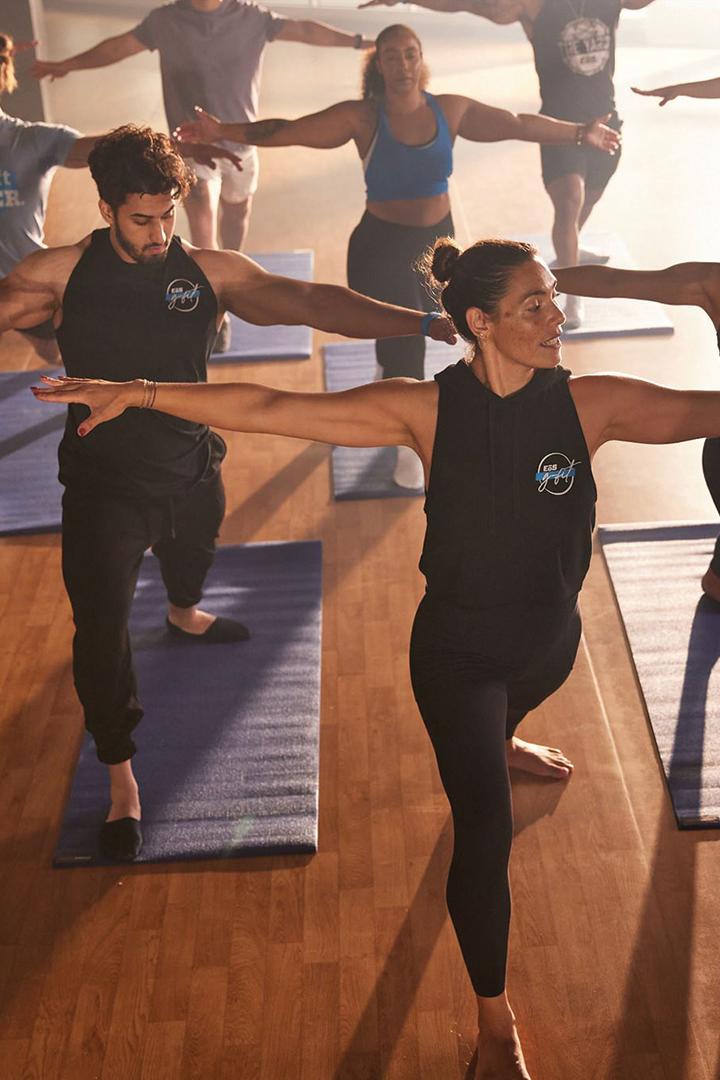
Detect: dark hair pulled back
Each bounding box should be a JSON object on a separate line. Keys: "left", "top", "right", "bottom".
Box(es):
{"left": 420, "top": 237, "right": 538, "bottom": 345}
{"left": 361, "top": 24, "right": 427, "bottom": 100}
{"left": 88, "top": 124, "right": 195, "bottom": 211}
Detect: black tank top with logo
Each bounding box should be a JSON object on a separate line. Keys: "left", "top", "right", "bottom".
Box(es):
{"left": 419, "top": 362, "right": 596, "bottom": 615}
{"left": 531, "top": 0, "right": 622, "bottom": 122}
{"left": 57, "top": 229, "right": 225, "bottom": 498}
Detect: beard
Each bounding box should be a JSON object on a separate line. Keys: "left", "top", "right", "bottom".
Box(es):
{"left": 114, "top": 220, "right": 169, "bottom": 265}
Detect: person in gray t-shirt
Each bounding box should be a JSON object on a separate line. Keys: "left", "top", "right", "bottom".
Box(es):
{"left": 33, "top": 0, "right": 372, "bottom": 257}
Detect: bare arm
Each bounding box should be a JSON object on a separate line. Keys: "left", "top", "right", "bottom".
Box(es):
{"left": 0, "top": 251, "right": 66, "bottom": 332}
{"left": 622, "top": 0, "right": 660, "bottom": 9}
{"left": 632, "top": 76, "right": 720, "bottom": 106}
{"left": 31, "top": 31, "right": 146, "bottom": 81}
{"left": 175, "top": 102, "right": 361, "bottom": 150}
{"left": 573, "top": 373, "right": 720, "bottom": 454}
{"left": 555, "top": 263, "right": 720, "bottom": 325}
{"left": 453, "top": 98, "right": 620, "bottom": 153}
{"left": 201, "top": 249, "right": 456, "bottom": 341}
{"left": 274, "top": 19, "right": 372, "bottom": 48}
{"left": 63, "top": 135, "right": 103, "bottom": 169}
{"left": 31, "top": 374, "right": 428, "bottom": 450}
{"left": 358, "top": 0, "right": 527, "bottom": 23}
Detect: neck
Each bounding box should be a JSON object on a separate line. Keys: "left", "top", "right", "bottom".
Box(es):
{"left": 469, "top": 348, "right": 536, "bottom": 398}
{"left": 384, "top": 86, "right": 425, "bottom": 114}
{"left": 190, "top": 0, "right": 223, "bottom": 11}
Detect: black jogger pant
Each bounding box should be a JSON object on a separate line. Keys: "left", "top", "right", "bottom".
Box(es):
{"left": 61, "top": 471, "right": 225, "bottom": 765}
{"left": 702, "top": 437, "right": 720, "bottom": 574}
{"left": 347, "top": 210, "right": 454, "bottom": 380}
{"left": 409, "top": 595, "right": 582, "bottom": 997}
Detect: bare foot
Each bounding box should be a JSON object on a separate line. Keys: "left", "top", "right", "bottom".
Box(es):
{"left": 701, "top": 565, "right": 720, "bottom": 603}
{"left": 474, "top": 1029, "right": 532, "bottom": 1079}
{"left": 106, "top": 761, "right": 142, "bottom": 822}
{"left": 167, "top": 603, "right": 217, "bottom": 635}
{"left": 507, "top": 736, "right": 573, "bottom": 780}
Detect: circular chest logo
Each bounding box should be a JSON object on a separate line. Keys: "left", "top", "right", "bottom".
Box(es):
{"left": 165, "top": 278, "right": 201, "bottom": 313}
{"left": 536, "top": 452, "right": 579, "bottom": 496}
{"left": 559, "top": 17, "right": 612, "bottom": 78}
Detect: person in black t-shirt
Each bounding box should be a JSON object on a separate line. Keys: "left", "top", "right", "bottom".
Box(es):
{"left": 31, "top": 236, "right": 720, "bottom": 1079}
{"left": 359, "top": 0, "right": 660, "bottom": 328}
{"left": 0, "top": 124, "right": 456, "bottom": 864}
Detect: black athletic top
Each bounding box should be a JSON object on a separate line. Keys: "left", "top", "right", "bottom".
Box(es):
{"left": 532, "top": 0, "right": 622, "bottom": 122}
{"left": 57, "top": 230, "right": 225, "bottom": 498}
{"left": 419, "top": 361, "right": 596, "bottom": 611}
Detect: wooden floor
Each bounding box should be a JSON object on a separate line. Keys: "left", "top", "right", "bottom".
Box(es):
{"left": 2, "top": 7, "right": 720, "bottom": 1078}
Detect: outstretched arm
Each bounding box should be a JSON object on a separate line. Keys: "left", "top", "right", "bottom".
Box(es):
{"left": 632, "top": 76, "right": 720, "bottom": 106}
{"left": 574, "top": 373, "right": 720, "bottom": 454}
{"left": 31, "top": 31, "right": 146, "bottom": 80}
{"left": 358, "top": 0, "right": 527, "bottom": 24}
{"left": 0, "top": 253, "right": 63, "bottom": 332}
{"left": 453, "top": 98, "right": 620, "bottom": 153}
{"left": 622, "top": 0, "right": 661, "bottom": 8}
{"left": 274, "top": 19, "right": 372, "bottom": 48}
{"left": 175, "top": 102, "right": 361, "bottom": 150}
{"left": 555, "top": 263, "right": 720, "bottom": 325}
{"left": 31, "top": 374, "right": 426, "bottom": 449}
{"left": 203, "top": 249, "right": 456, "bottom": 341}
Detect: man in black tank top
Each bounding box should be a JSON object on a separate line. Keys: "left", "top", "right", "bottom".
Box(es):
{"left": 0, "top": 124, "right": 456, "bottom": 861}
{"left": 362, "top": 0, "right": 659, "bottom": 327}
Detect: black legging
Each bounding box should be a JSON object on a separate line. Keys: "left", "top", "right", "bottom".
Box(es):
{"left": 409, "top": 594, "right": 582, "bottom": 997}
{"left": 702, "top": 437, "right": 720, "bottom": 574}
{"left": 347, "top": 209, "right": 454, "bottom": 380}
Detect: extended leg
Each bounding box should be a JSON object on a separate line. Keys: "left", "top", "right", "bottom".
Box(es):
{"left": 219, "top": 195, "right": 252, "bottom": 252}
{"left": 701, "top": 438, "right": 720, "bottom": 598}
{"left": 184, "top": 178, "right": 220, "bottom": 249}
{"left": 61, "top": 490, "right": 147, "bottom": 857}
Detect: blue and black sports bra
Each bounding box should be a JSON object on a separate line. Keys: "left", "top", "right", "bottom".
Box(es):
{"left": 363, "top": 92, "right": 453, "bottom": 203}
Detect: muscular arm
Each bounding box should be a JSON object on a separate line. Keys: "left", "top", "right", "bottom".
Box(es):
{"left": 31, "top": 31, "right": 145, "bottom": 80}
{"left": 175, "top": 101, "right": 362, "bottom": 150}
{"left": 555, "top": 263, "right": 720, "bottom": 326}
{"left": 274, "top": 19, "right": 372, "bottom": 48}
{"left": 572, "top": 373, "right": 720, "bottom": 454}
{"left": 32, "top": 374, "right": 433, "bottom": 451}
{"left": 0, "top": 250, "right": 66, "bottom": 331}
{"left": 201, "top": 249, "right": 454, "bottom": 340}
{"left": 453, "top": 98, "right": 620, "bottom": 152}
{"left": 359, "top": 0, "right": 528, "bottom": 23}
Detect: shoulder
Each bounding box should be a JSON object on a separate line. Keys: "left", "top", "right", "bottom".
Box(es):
{"left": 3, "top": 238, "right": 88, "bottom": 295}
{"left": 698, "top": 263, "right": 720, "bottom": 327}
{"left": 186, "top": 244, "right": 269, "bottom": 288}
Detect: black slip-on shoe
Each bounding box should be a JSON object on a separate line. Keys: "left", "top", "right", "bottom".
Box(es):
{"left": 99, "top": 817, "right": 143, "bottom": 862}
{"left": 165, "top": 615, "right": 251, "bottom": 643}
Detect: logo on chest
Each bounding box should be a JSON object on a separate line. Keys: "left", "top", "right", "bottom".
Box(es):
{"left": 536, "top": 452, "right": 579, "bottom": 495}
{"left": 165, "top": 278, "right": 202, "bottom": 312}
{"left": 559, "top": 17, "right": 612, "bottom": 78}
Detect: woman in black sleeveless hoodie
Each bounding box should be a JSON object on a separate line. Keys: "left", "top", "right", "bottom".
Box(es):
{"left": 32, "top": 238, "right": 720, "bottom": 1080}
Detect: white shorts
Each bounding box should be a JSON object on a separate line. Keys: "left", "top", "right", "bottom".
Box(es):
{"left": 191, "top": 146, "right": 259, "bottom": 203}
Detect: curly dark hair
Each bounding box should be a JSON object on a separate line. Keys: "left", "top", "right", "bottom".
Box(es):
{"left": 361, "top": 24, "right": 429, "bottom": 100}
{"left": 0, "top": 33, "right": 17, "bottom": 96}
{"left": 419, "top": 237, "right": 538, "bottom": 345}
{"left": 88, "top": 124, "right": 195, "bottom": 210}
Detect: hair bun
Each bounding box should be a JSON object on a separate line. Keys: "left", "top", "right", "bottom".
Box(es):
{"left": 431, "top": 239, "right": 462, "bottom": 284}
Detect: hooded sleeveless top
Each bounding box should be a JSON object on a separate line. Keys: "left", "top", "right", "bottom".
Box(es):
{"left": 419, "top": 361, "right": 596, "bottom": 610}
{"left": 56, "top": 229, "right": 224, "bottom": 498}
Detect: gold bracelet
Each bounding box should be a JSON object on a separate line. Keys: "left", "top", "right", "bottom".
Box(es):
{"left": 147, "top": 381, "right": 158, "bottom": 410}
{"left": 138, "top": 378, "right": 156, "bottom": 409}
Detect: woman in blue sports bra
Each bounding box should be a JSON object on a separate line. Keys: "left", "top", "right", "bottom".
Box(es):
{"left": 176, "top": 23, "right": 619, "bottom": 487}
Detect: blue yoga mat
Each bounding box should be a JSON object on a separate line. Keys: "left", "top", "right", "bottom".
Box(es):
{"left": 519, "top": 233, "right": 674, "bottom": 340}
{"left": 0, "top": 368, "right": 63, "bottom": 536}
{"left": 54, "top": 540, "right": 323, "bottom": 865}
{"left": 323, "top": 339, "right": 465, "bottom": 501}
{"left": 209, "top": 250, "right": 314, "bottom": 363}
{"left": 599, "top": 522, "right": 720, "bottom": 829}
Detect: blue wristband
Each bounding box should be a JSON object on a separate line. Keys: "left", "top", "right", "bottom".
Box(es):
{"left": 421, "top": 311, "right": 442, "bottom": 336}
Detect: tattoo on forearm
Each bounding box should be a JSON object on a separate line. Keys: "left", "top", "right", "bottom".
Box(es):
{"left": 245, "top": 119, "right": 289, "bottom": 142}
